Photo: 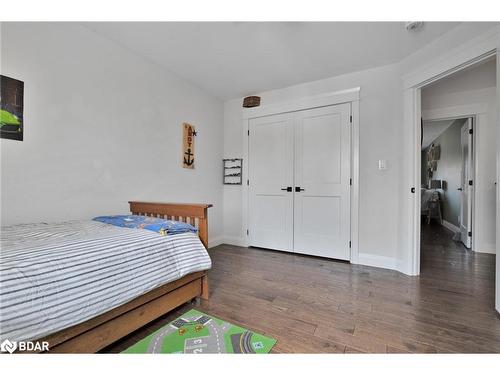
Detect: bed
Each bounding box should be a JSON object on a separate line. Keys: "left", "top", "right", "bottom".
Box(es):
{"left": 0, "top": 201, "right": 212, "bottom": 353}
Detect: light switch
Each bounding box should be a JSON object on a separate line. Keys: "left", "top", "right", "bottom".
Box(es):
{"left": 378, "top": 160, "right": 387, "bottom": 170}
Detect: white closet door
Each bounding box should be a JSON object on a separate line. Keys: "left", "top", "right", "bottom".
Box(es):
{"left": 248, "top": 113, "right": 294, "bottom": 251}
{"left": 293, "top": 104, "right": 351, "bottom": 260}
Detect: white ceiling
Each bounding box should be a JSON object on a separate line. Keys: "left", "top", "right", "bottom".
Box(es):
{"left": 422, "top": 119, "right": 457, "bottom": 149}
{"left": 84, "top": 22, "right": 460, "bottom": 100}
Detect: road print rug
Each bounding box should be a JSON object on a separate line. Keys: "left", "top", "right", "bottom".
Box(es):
{"left": 122, "top": 309, "right": 277, "bottom": 353}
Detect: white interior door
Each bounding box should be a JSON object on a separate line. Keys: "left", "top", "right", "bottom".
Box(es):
{"left": 459, "top": 118, "right": 473, "bottom": 248}
{"left": 248, "top": 113, "right": 294, "bottom": 251}
{"left": 293, "top": 104, "right": 351, "bottom": 259}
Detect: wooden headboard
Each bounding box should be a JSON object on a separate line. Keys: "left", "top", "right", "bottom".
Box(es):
{"left": 128, "top": 201, "right": 213, "bottom": 248}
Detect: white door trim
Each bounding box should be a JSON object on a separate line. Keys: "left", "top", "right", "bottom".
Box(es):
{"left": 402, "top": 26, "right": 499, "bottom": 89}
{"left": 459, "top": 118, "right": 474, "bottom": 249}
{"left": 422, "top": 103, "right": 488, "bottom": 122}
{"left": 241, "top": 88, "right": 360, "bottom": 263}
{"left": 403, "top": 26, "right": 499, "bottom": 277}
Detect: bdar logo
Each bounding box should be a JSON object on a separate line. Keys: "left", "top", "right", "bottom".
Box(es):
{"left": 0, "top": 339, "right": 17, "bottom": 354}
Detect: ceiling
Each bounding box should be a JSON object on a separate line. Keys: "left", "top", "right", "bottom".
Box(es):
{"left": 422, "top": 119, "right": 458, "bottom": 149}
{"left": 84, "top": 22, "right": 460, "bottom": 100}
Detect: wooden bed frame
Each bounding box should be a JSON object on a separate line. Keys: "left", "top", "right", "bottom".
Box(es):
{"left": 38, "top": 201, "right": 212, "bottom": 353}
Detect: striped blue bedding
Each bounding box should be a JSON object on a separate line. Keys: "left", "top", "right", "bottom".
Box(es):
{"left": 0, "top": 219, "right": 211, "bottom": 343}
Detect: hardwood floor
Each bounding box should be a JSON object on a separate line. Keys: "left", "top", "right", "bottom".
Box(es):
{"left": 104, "top": 223, "right": 499, "bottom": 353}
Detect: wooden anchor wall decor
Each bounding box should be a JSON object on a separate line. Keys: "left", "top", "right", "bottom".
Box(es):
{"left": 182, "top": 122, "right": 197, "bottom": 169}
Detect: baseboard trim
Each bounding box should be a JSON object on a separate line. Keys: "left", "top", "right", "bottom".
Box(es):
{"left": 473, "top": 245, "right": 496, "bottom": 254}
{"left": 221, "top": 236, "right": 247, "bottom": 247}
{"left": 218, "top": 241, "right": 403, "bottom": 272}
{"left": 396, "top": 260, "right": 415, "bottom": 276}
{"left": 357, "top": 253, "right": 399, "bottom": 272}
{"left": 442, "top": 220, "right": 460, "bottom": 233}
{"left": 208, "top": 236, "right": 224, "bottom": 249}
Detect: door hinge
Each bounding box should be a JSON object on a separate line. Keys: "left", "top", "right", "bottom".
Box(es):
{"left": 469, "top": 180, "right": 473, "bottom": 186}
{"left": 350, "top": 178, "right": 352, "bottom": 186}
{"left": 468, "top": 231, "right": 472, "bottom": 237}
{"left": 247, "top": 129, "right": 250, "bottom": 136}
{"left": 350, "top": 115, "right": 352, "bottom": 123}
{"left": 247, "top": 179, "right": 249, "bottom": 186}
{"left": 246, "top": 229, "right": 249, "bottom": 236}
{"left": 469, "top": 129, "right": 473, "bottom": 135}
{"left": 349, "top": 241, "right": 351, "bottom": 248}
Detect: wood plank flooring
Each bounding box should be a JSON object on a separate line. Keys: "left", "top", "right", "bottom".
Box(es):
{"left": 104, "top": 223, "right": 499, "bottom": 353}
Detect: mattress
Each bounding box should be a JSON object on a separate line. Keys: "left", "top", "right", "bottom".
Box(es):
{"left": 0, "top": 220, "right": 212, "bottom": 342}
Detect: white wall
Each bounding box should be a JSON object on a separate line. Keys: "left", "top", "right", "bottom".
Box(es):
{"left": 0, "top": 23, "right": 224, "bottom": 246}
{"left": 222, "top": 99, "right": 247, "bottom": 245}
{"left": 223, "top": 63, "right": 403, "bottom": 268}
{"left": 421, "top": 58, "right": 497, "bottom": 253}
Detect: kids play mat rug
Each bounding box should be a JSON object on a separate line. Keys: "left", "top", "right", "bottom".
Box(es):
{"left": 123, "top": 309, "right": 276, "bottom": 353}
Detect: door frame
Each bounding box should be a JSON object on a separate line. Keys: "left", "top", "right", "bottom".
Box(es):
{"left": 422, "top": 111, "right": 480, "bottom": 251}
{"left": 402, "top": 25, "right": 499, "bottom": 277}
{"left": 241, "top": 87, "right": 360, "bottom": 263}
{"left": 460, "top": 118, "right": 474, "bottom": 249}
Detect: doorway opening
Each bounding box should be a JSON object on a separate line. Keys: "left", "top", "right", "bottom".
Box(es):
{"left": 417, "top": 56, "right": 497, "bottom": 275}
{"left": 420, "top": 117, "right": 474, "bottom": 267}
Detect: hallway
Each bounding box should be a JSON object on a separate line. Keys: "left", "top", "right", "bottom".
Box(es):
{"left": 420, "top": 222, "right": 495, "bottom": 291}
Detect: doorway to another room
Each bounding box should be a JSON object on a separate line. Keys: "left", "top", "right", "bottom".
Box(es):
{"left": 418, "top": 56, "right": 496, "bottom": 283}
{"left": 421, "top": 117, "right": 473, "bottom": 251}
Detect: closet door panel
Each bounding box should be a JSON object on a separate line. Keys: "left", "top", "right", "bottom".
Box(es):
{"left": 293, "top": 104, "right": 351, "bottom": 260}
{"left": 248, "top": 113, "right": 294, "bottom": 251}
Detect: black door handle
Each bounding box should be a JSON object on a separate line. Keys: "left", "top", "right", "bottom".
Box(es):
{"left": 295, "top": 187, "right": 305, "bottom": 192}
{"left": 281, "top": 187, "right": 292, "bottom": 192}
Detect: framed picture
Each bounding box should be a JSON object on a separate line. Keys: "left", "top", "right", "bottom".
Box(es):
{"left": 1, "top": 75, "right": 24, "bottom": 141}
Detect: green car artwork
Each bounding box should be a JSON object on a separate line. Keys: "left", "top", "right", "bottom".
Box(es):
{"left": 1, "top": 74, "right": 24, "bottom": 141}
{"left": 0, "top": 108, "right": 21, "bottom": 132}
